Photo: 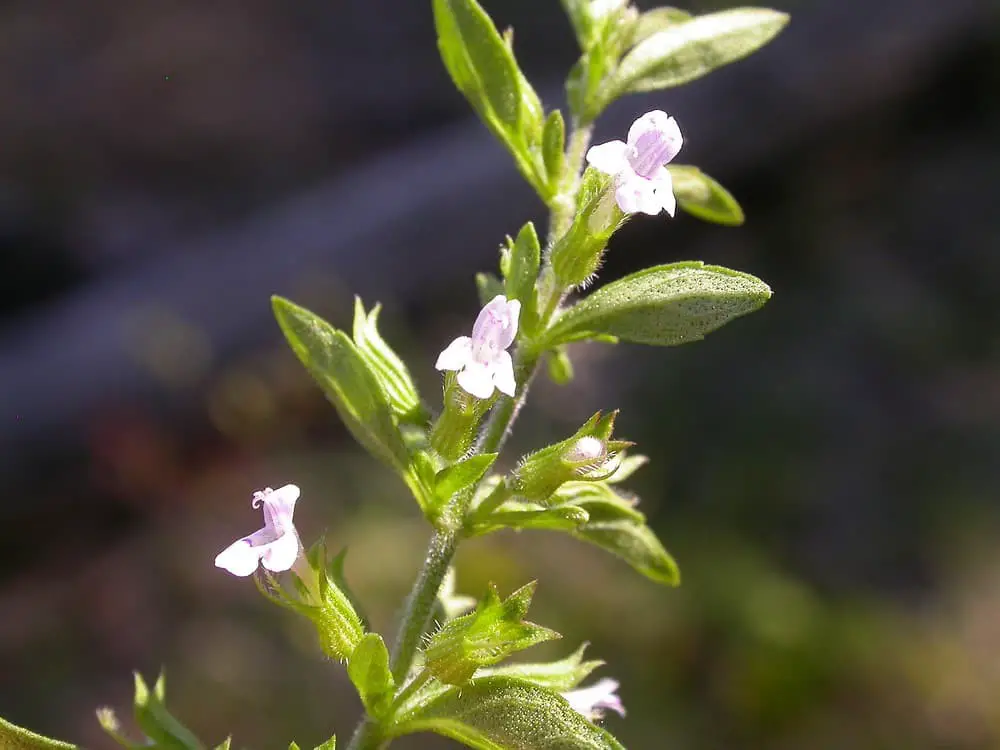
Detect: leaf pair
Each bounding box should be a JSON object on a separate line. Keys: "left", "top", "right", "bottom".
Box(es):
{"left": 273, "top": 297, "right": 435, "bottom": 513}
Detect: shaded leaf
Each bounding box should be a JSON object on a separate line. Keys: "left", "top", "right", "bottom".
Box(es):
{"left": 669, "top": 165, "right": 745, "bottom": 226}
{"left": 390, "top": 676, "right": 625, "bottom": 750}
{"left": 436, "top": 454, "right": 499, "bottom": 505}
{"left": 348, "top": 634, "right": 395, "bottom": 720}
{"left": 132, "top": 673, "right": 204, "bottom": 750}
{"left": 477, "top": 643, "right": 604, "bottom": 691}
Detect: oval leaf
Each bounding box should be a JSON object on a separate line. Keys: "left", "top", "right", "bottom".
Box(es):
{"left": 608, "top": 8, "right": 788, "bottom": 101}
{"left": 390, "top": 676, "right": 625, "bottom": 750}
{"left": 544, "top": 262, "right": 771, "bottom": 347}
{"left": 669, "top": 165, "right": 745, "bottom": 226}
{"left": 273, "top": 297, "right": 410, "bottom": 473}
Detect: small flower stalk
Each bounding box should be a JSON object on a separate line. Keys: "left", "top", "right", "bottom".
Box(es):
{"left": 215, "top": 484, "right": 302, "bottom": 577}
{"left": 563, "top": 678, "right": 626, "bottom": 722}
{"left": 436, "top": 295, "right": 521, "bottom": 400}
{"left": 586, "top": 110, "right": 683, "bottom": 217}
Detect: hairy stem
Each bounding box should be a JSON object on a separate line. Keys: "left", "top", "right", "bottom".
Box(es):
{"left": 547, "top": 123, "right": 594, "bottom": 245}
{"left": 347, "top": 119, "right": 592, "bottom": 750}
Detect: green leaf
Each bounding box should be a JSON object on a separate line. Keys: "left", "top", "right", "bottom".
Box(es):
{"left": 669, "top": 165, "right": 745, "bottom": 226}
{"left": 477, "top": 643, "right": 603, "bottom": 691}
{"left": 546, "top": 347, "right": 574, "bottom": 385}
{"left": 348, "top": 634, "right": 396, "bottom": 720}
{"left": 555, "top": 482, "right": 646, "bottom": 525}
{"left": 627, "top": 7, "right": 693, "bottom": 47}
{"left": 390, "top": 676, "right": 625, "bottom": 750}
{"left": 559, "top": 0, "right": 594, "bottom": 49}
{"left": 476, "top": 272, "right": 506, "bottom": 306}
{"left": 133, "top": 673, "right": 204, "bottom": 750}
{"left": 433, "top": 0, "right": 549, "bottom": 198}
{"left": 503, "top": 222, "right": 540, "bottom": 331}
{"left": 542, "top": 110, "right": 566, "bottom": 189}
{"left": 352, "top": 298, "right": 427, "bottom": 423}
{"left": 543, "top": 262, "right": 771, "bottom": 348}
{"left": 425, "top": 583, "right": 560, "bottom": 684}
{"left": 468, "top": 503, "right": 589, "bottom": 536}
{"left": 606, "top": 453, "right": 648, "bottom": 483}
{"left": 606, "top": 8, "right": 789, "bottom": 104}
{"left": 273, "top": 297, "right": 410, "bottom": 474}
{"left": 214, "top": 740, "right": 231, "bottom": 750}
{"left": 0, "top": 715, "right": 76, "bottom": 750}
{"left": 433, "top": 0, "right": 520, "bottom": 130}
{"left": 436, "top": 453, "right": 499, "bottom": 505}
{"left": 289, "top": 743, "right": 301, "bottom": 750}
{"left": 329, "top": 547, "right": 371, "bottom": 631}
{"left": 573, "top": 518, "right": 680, "bottom": 586}
{"left": 314, "top": 738, "right": 337, "bottom": 750}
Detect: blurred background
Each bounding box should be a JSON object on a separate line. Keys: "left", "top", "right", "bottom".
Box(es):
{"left": 1, "top": 0, "right": 999, "bottom": 747}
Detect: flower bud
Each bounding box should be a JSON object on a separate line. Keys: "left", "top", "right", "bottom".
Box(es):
{"left": 424, "top": 583, "right": 559, "bottom": 685}
{"left": 510, "top": 412, "right": 631, "bottom": 503}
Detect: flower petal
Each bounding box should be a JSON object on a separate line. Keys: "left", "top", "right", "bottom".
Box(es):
{"left": 585, "top": 140, "right": 629, "bottom": 175}
{"left": 260, "top": 531, "right": 301, "bottom": 572}
{"left": 563, "top": 678, "right": 626, "bottom": 720}
{"left": 435, "top": 336, "right": 473, "bottom": 371}
{"left": 472, "top": 296, "right": 520, "bottom": 351}
{"left": 627, "top": 111, "right": 683, "bottom": 178}
{"left": 215, "top": 540, "right": 262, "bottom": 577}
{"left": 492, "top": 350, "right": 516, "bottom": 397}
{"left": 649, "top": 166, "right": 676, "bottom": 217}
{"left": 259, "top": 484, "right": 299, "bottom": 533}
{"left": 456, "top": 360, "right": 496, "bottom": 399}
{"left": 614, "top": 172, "right": 661, "bottom": 215}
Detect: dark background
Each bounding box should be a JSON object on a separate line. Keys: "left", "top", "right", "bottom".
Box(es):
{"left": 2, "top": 0, "right": 999, "bottom": 748}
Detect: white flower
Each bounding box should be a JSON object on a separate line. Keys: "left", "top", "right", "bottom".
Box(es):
{"left": 585, "top": 110, "right": 683, "bottom": 216}
{"left": 215, "top": 484, "right": 301, "bottom": 576}
{"left": 435, "top": 295, "right": 520, "bottom": 400}
{"left": 563, "top": 678, "right": 626, "bottom": 722}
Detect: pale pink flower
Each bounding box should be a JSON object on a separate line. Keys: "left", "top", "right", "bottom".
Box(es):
{"left": 435, "top": 295, "right": 520, "bottom": 399}
{"left": 563, "top": 678, "right": 626, "bottom": 721}
{"left": 215, "top": 484, "right": 301, "bottom": 576}
{"left": 585, "top": 110, "right": 683, "bottom": 216}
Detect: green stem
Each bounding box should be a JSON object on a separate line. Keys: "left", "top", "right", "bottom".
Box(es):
{"left": 347, "top": 119, "right": 593, "bottom": 750}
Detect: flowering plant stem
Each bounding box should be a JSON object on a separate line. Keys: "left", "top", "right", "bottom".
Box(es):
{"left": 346, "top": 121, "right": 594, "bottom": 750}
